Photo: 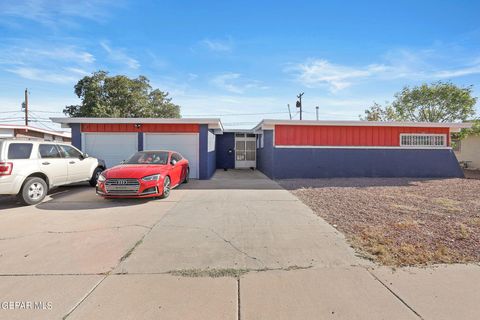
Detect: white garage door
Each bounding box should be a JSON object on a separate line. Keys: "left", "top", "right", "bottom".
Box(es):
{"left": 144, "top": 133, "right": 199, "bottom": 179}
{"left": 83, "top": 133, "right": 138, "bottom": 168}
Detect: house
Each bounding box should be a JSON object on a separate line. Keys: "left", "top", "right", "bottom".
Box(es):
{"left": 453, "top": 135, "right": 480, "bottom": 169}
{"left": 52, "top": 117, "right": 470, "bottom": 179}
{"left": 0, "top": 124, "right": 71, "bottom": 142}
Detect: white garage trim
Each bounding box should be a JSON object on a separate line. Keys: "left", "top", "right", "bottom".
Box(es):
{"left": 143, "top": 133, "right": 200, "bottom": 179}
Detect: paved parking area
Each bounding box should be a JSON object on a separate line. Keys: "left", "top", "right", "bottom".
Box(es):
{"left": 0, "top": 170, "right": 479, "bottom": 319}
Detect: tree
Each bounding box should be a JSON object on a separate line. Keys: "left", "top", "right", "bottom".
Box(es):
{"left": 63, "top": 71, "right": 181, "bottom": 118}
{"left": 361, "top": 81, "right": 477, "bottom": 122}
{"left": 455, "top": 119, "right": 480, "bottom": 140}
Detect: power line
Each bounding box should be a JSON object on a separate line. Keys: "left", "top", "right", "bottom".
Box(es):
{"left": 29, "top": 112, "right": 59, "bottom": 131}
{"left": 183, "top": 111, "right": 290, "bottom": 117}
{"left": 29, "top": 109, "right": 64, "bottom": 114}
{"left": 0, "top": 110, "right": 23, "bottom": 114}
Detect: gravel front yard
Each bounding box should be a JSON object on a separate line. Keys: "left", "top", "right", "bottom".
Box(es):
{"left": 279, "top": 178, "right": 480, "bottom": 267}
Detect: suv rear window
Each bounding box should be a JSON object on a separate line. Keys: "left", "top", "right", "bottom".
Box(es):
{"left": 8, "top": 143, "right": 33, "bottom": 159}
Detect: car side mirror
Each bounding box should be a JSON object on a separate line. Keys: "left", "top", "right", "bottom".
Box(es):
{"left": 79, "top": 153, "right": 86, "bottom": 160}
{"left": 170, "top": 159, "right": 177, "bottom": 166}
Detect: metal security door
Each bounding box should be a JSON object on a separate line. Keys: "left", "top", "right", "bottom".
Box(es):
{"left": 235, "top": 133, "right": 256, "bottom": 168}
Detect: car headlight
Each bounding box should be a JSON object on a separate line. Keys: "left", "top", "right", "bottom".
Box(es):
{"left": 142, "top": 174, "right": 161, "bottom": 181}
{"left": 97, "top": 174, "right": 106, "bottom": 182}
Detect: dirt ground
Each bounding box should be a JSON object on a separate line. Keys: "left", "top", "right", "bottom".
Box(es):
{"left": 280, "top": 178, "right": 480, "bottom": 267}
{"left": 464, "top": 169, "right": 480, "bottom": 180}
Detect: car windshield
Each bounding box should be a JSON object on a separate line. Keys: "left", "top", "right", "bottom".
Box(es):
{"left": 125, "top": 151, "right": 169, "bottom": 165}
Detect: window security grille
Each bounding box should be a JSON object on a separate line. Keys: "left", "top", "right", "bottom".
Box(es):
{"left": 399, "top": 134, "right": 447, "bottom": 147}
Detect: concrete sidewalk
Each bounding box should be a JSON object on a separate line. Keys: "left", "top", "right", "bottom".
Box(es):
{"left": 0, "top": 170, "right": 479, "bottom": 319}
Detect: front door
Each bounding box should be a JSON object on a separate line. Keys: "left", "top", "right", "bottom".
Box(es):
{"left": 235, "top": 133, "right": 256, "bottom": 168}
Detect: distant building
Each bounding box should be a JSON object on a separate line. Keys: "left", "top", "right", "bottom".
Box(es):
{"left": 454, "top": 135, "right": 480, "bottom": 169}
{"left": 0, "top": 124, "right": 71, "bottom": 142}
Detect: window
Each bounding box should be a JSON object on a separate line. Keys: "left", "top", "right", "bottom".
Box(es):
{"left": 171, "top": 153, "right": 182, "bottom": 161}
{"left": 256, "top": 134, "right": 264, "bottom": 149}
{"left": 39, "top": 144, "right": 62, "bottom": 158}
{"left": 58, "top": 145, "right": 83, "bottom": 158}
{"left": 125, "top": 151, "right": 169, "bottom": 165}
{"left": 400, "top": 134, "right": 447, "bottom": 147}
{"left": 8, "top": 143, "right": 33, "bottom": 159}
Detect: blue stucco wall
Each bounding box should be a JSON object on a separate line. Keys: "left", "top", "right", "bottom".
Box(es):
{"left": 199, "top": 125, "right": 216, "bottom": 179}
{"left": 71, "top": 123, "right": 81, "bottom": 149}
{"left": 271, "top": 148, "right": 464, "bottom": 179}
{"left": 199, "top": 124, "right": 208, "bottom": 180}
{"left": 256, "top": 130, "right": 274, "bottom": 178}
{"left": 207, "top": 130, "right": 217, "bottom": 178}
{"left": 215, "top": 132, "right": 235, "bottom": 169}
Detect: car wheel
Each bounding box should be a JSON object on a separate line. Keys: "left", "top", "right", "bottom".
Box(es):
{"left": 160, "top": 176, "right": 171, "bottom": 199}
{"left": 19, "top": 177, "right": 48, "bottom": 205}
{"left": 183, "top": 168, "right": 189, "bottom": 184}
{"left": 89, "top": 167, "right": 103, "bottom": 187}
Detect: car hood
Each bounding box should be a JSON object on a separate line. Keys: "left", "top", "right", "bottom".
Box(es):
{"left": 103, "top": 164, "right": 168, "bottom": 179}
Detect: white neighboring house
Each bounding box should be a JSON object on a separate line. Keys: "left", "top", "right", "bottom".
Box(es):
{"left": 453, "top": 135, "right": 480, "bottom": 169}
{"left": 0, "top": 124, "right": 71, "bottom": 142}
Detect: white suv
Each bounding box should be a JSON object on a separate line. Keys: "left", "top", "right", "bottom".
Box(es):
{"left": 0, "top": 140, "right": 105, "bottom": 205}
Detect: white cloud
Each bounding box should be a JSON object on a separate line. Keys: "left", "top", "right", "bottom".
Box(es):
{"left": 7, "top": 67, "right": 79, "bottom": 83}
{"left": 0, "top": 0, "right": 123, "bottom": 26}
{"left": 200, "top": 38, "right": 233, "bottom": 52}
{"left": 0, "top": 42, "right": 95, "bottom": 84}
{"left": 211, "top": 72, "right": 268, "bottom": 94}
{"left": 289, "top": 49, "right": 480, "bottom": 92}
{"left": 100, "top": 41, "right": 140, "bottom": 69}
{"left": 290, "top": 59, "right": 383, "bottom": 91}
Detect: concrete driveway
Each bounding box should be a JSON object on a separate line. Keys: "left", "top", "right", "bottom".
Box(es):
{"left": 0, "top": 170, "right": 478, "bottom": 319}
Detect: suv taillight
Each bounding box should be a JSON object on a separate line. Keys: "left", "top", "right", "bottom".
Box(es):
{"left": 0, "top": 162, "right": 13, "bottom": 175}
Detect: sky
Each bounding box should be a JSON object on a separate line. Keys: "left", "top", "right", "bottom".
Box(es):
{"left": 0, "top": 0, "right": 480, "bottom": 131}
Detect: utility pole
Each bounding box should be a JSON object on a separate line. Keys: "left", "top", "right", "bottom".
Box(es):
{"left": 316, "top": 106, "right": 319, "bottom": 120}
{"left": 296, "top": 92, "right": 304, "bottom": 120}
{"left": 287, "top": 104, "right": 292, "bottom": 120}
{"left": 24, "top": 88, "right": 29, "bottom": 126}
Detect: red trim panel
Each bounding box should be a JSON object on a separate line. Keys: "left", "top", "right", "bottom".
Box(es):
{"left": 275, "top": 125, "right": 450, "bottom": 147}
{"left": 81, "top": 123, "right": 200, "bottom": 133}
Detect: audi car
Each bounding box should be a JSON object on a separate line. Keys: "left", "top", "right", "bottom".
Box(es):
{"left": 96, "top": 150, "right": 189, "bottom": 199}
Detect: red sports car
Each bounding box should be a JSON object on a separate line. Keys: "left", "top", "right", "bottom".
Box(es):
{"left": 96, "top": 150, "right": 189, "bottom": 199}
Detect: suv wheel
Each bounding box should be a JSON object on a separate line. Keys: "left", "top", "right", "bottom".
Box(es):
{"left": 19, "top": 177, "right": 48, "bottom": 205}
{"left": 89, "top": 167, "right": 104, "bottom": 187}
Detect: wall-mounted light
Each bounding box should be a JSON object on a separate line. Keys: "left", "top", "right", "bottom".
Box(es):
{"left": 134, "top": 124, "right": 141, "bottom": 129}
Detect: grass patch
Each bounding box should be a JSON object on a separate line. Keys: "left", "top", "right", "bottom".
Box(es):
{"left": 168, "top": 265, "right": 313, "bottom": 278}
{"left": 351, "top": 226, "right": 465, "bottom": 266}
{"left": 395, "top": 217, "right": 419, "bottom": 229}
{"left": 468, "top": 217, "right": 480, "bottom": 226}
{"left": 433, "top": 197, "right": 462, "bottom": 212}
{"left": 454, "top": 223, "right": 471, "bottom": 240}
{"left": 120, "top": 239, "right": 143, "bottom": 262}
{"left": 168, "top": 268, "right": 250, "bottom": 278}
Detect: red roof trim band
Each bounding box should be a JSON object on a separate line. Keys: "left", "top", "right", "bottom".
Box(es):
{"left": 81, "top": 123, "right": 200, "bottom": 133}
